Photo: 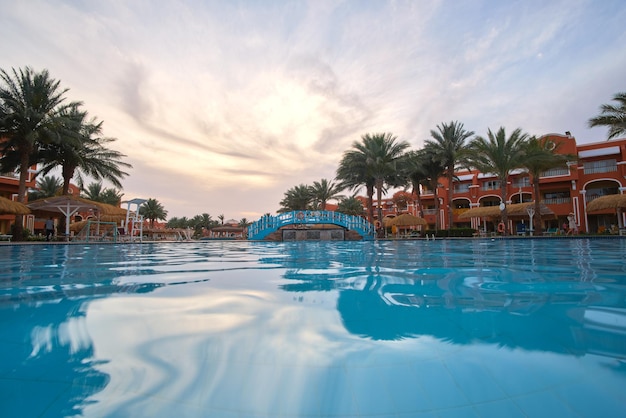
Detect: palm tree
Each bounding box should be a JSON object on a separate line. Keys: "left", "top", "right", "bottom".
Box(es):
{"left": 336, "top": 195, "right": 366, "bottom": 217}
{"left": 467, "top": 127, "right": 529, "bottom": 233}
{"left": 424, "top": 121, "right": 474, "bottom": 229}
{"left": 82, "top": 182, "right": 105, "bottom": 201}
{"left": 337, "top": 133, "right": 409, "bottom": 228}
{"left": 520, "top": 137, "right": 572, "bottom": 234}
{"left": 405, "top": 147, "right": 446, "bottom": 229}
{"left": 139, "top": 198, "right": 168, "bottom": 228}
{"left": 588, "top": 92, "right": 626, "bottom": 140}
{"left": 99, "top": 188, "right": 124, "bottom": 206}
{"left": 28, "top": 175, "right": 62, "bottom": 201}
{"left": 37, "top": 106, "right": 132, "bottom": 195}
{"left": 310, "top": 179, "right": 343, "bottom": 210}
{"left": 336, "top": 148, "right": 376, "bottom": 223}
{"left": 279, "top": 184, "right": 313, "bottom": 212}
{"left": 0, "top": 67, "right": 78, "bottom": 240}
{"left": 218, "top": 214, "right": 225, "bottom": 225}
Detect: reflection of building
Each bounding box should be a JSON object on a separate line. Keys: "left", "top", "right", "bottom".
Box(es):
{"left": 363, "top": 133, "right": 626, "bottom": 233}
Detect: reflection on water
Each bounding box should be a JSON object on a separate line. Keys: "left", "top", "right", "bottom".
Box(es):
{"left": 1, "top": 240, "right": 625, "bottom": 417}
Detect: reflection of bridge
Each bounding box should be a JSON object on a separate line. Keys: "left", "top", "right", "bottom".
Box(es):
{"left": 247, "top": 210, "right": 376, "bottom": 241}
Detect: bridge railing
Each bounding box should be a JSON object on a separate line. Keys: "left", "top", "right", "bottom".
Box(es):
{"left": 247, "top": 210, "right": 375, "bottom": 240}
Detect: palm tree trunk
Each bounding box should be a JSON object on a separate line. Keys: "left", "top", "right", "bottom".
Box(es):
{"left": 13, "top": 151, "right": 31, "bottom": 241}
{"left": 447, "top": 172, "right": 454, "bottom": 229}
{"left": 376, "top": 179, "right": 384, "bottom": 237}
{"left": 533, "top": 177, "right": 543, "bottom": 234}
{"left": 500, "top": 183, "right": 508, "bottom": 235}
{"left": 366, "top": 184, "right": 374, "bottom": 223}
{"left": 432, "top": 180, "right": 440, "bottom": 230}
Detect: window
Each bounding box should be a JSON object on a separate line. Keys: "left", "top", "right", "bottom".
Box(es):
{"left": 511, "top": 177, "right": 530, "bottom": 187}
{"left": 453, "top": 183, "right": 470, "bottom": 193}
{"left": 482, "top": 180, "right": 500, "bottom": 191}
{"left": 543, "top": 191, "right": 570, "bottom": 204}
{"left": 584, "top": 159, "right": 617, "bottom": 174}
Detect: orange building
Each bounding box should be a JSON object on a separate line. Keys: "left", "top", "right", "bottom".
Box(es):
{"left": 0, "top": 165, "right": 37, "bottom": 235}
{"left": 364, "top": 133, "right": 626, "bottom": 234}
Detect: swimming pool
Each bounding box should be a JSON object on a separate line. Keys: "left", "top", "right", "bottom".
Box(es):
{"left": 1, "top": 239, "right": 625, "bottom": 417}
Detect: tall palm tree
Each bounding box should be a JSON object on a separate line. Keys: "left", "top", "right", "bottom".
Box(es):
{"left": 310, "top": 178, "right": 343, "bottom": 210}
{"left": 588, "top": 92, "right": 626, "bottom": 140}
{"left": 467, "top": 127, "right": 529, "bottom": 233}
{"left": 37, "top": 106, "right": 131, "bottom": 195}
{"left": 0, "top": 67, "right": 78, "bottom": 240}
{"left": 336, "top": 195, "right": 365, "bottom": 217}
{"left": 336, "top": 148, "right": 376, "bottom": 223}
{"left": 404, "top": 147, "right": 446, "bottom": 229}
{"left": 82, "top": 182, "right": 105, "bottom": 201}
{"left": 425, "top": 121, "right": 474, "bottom": 229}
{"left": 139, "top": 198, "right": 168, "bottom": 228}
{"left": 399, "top": 150, "right": 431, "bottom": 219}
{"left": 28, "top": 175, "right": 62, "bottom": 201}
{"left": 279, "top": 184, "right": 313, "bottom": 212}
{"left": 98, "top": 188, "right": 124, "bottom": 206}
{"left": 337, "top": 133, "right": 409, "bottom": 228}
{"left": 520, "top": 137, "right": 572, "bottom": 234}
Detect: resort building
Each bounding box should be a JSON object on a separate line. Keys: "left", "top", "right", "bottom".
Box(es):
{"left": 366, "top": 133, "right": 626, "bottom": 234}
{"left": 0, "top": 163, "right": 37, "bottom": 235}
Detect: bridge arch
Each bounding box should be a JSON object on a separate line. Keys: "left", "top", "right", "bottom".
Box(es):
{"left": 247, "top": 210, "right": 375, "bottom": 240}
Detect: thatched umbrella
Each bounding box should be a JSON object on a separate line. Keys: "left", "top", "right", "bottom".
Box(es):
{"left": 384, "top": 213, "right": 428, "bottom": 227}
{"left": 586, "top": 194, "right": 626, "bottom": 232}
{"left": 458, "top": 206, "right": 500, "bottom": 219}
{"left": 0, "top": 196, "right": 30, "bottom": 215}
{"left": 505, "top": 202, "right": 556, "bottom": 219}
{"left": 586, "top": 194, "right": 626, "bottom": 212}
{"left": 28, "top": 195, "right": 104, "bottom": 238}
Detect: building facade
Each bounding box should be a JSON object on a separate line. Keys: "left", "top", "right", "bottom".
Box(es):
{"left": 366, "top": 133, "right": 626, "bottom": 234}
{"left": 0, "top": 166, "right": 37, "bottom": 235}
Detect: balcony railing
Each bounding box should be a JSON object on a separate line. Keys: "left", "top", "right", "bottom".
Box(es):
{"left": 583, "top": 165, "right": 617, "bottom": 175}
{"left": 541, "top": 197, "right": 571, "bottom": 205}
{"left": 540, "top": 167, "right": 569, "bottom": 177}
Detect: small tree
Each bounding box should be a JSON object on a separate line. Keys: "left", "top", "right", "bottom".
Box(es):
{"left": 139, "top": 198, "right": 168, "bottom": 228}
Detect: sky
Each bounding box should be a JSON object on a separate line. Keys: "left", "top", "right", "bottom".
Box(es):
{"left": 1, "top": 0, "right": 625, "bottom": 221}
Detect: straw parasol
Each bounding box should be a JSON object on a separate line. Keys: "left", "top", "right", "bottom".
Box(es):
{"left": 586, "top": 194, "right": 626, "bottom": 212}
{"left": 505, "top": 202, "right": 556, "bottom": 219}
{"left": 458, "top": 206, "right": 500, "bottom": 219}
{"left": 384, "top": 213, "right": 427, "bottom": 227}
{"left": 28, "top": 195, "right": 115, "bottom": 238}
{"left": 0, "top": 196, "right": 30, "bottom": 215}
{"left": 459, "top": 202, "right": 555, "bottom": 219}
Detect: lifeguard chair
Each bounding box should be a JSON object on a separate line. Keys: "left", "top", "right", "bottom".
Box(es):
{"left": 122, "top": 198, "right": 147, "bottom": 242}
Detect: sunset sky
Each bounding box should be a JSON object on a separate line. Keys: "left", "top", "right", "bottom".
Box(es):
{"left": 1, "top": 0, "right": 625, "bottom": 220}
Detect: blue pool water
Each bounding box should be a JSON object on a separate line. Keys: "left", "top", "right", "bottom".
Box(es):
{"left": 1, "top": 239, "right": 625, "bottom": 417}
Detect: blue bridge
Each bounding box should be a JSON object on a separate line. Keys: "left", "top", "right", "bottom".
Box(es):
{"left": 247, "top": 210, "right": 376, "bottom": 241}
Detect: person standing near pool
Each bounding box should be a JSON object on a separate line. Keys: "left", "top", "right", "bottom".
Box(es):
{"left": 567, "top": 213, "right": 578, "bottom": 235}
{"left": 45, "top": 217, "right": 54, "bottom": 241}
